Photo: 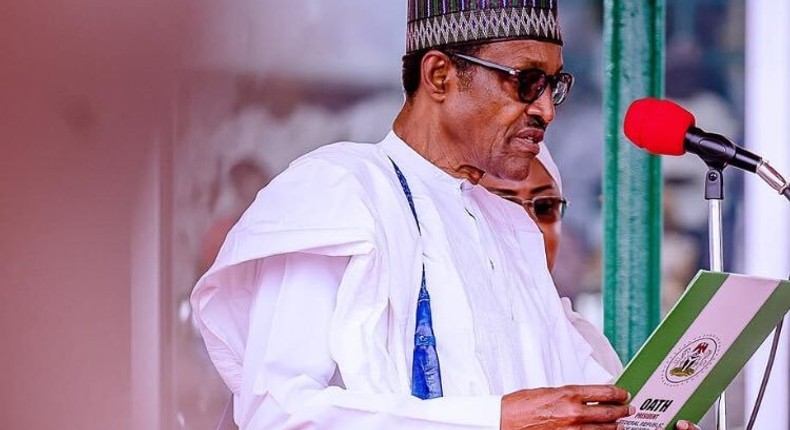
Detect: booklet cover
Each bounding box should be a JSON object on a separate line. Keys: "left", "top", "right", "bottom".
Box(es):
{"left": 615, "top": 271, "right": 790, "bottom": 430}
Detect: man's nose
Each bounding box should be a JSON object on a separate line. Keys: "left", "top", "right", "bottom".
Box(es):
{"left": 525, "top": 89, "right": 555, "bottom": 125}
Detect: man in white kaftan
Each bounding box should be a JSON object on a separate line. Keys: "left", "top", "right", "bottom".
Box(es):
{"left": 192, "top": 133, "right": 624, "bottom": 429}
{"left": 193, "top": 131, "right": 620, "bottom": 428}
{"left": 187, "top": 0, "right": 691, "bottom": 428}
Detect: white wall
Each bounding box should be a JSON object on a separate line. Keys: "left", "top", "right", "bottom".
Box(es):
{"left": 744, "top": 1, "right": 790, "bottom": 428}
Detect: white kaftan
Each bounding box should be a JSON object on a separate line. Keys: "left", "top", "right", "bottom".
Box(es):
{"left": 191, "top": 131, "right": 616, "bottom": 429}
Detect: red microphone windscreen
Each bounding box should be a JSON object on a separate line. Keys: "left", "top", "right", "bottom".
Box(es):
{"left": 623, "top": 98, "right": 695, "bottom": 156}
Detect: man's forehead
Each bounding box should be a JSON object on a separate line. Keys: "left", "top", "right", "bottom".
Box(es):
{"left": 480, "top": 40, "right": 564, "bottom": 70}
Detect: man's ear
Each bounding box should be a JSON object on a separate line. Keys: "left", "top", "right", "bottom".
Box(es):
{"left": 420, "top": 50, "right": 454, "bottom": 102}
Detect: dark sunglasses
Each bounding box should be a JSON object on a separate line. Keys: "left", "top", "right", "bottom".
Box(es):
{"left": 521, "top": 196, "right": 569, "bottom": 223}
{"left": 447, "top": 52, "right": 574, "bottom": 106}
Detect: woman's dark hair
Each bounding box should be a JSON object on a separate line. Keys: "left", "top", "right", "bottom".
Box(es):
{"left": 401, "top": 42, "right": 485, "bottom": 98}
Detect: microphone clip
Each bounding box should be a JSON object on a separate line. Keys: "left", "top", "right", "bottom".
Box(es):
{"left": 704, "top": 165, "right": 725, "bottom": 201}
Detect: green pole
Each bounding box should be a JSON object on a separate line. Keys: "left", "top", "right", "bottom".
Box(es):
{"left": 603, "top": 0, "right": 665, "bottom": 362}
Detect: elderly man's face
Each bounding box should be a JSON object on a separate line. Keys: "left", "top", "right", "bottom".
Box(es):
{"left": 442, "top": 40, "right": 563, "bottom": 181}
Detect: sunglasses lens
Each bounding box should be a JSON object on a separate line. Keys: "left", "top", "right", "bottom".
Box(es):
{"left": 519, "top": 71, "right": 575, "bottom": 106}
{"left": 551, "top": 73, "right": 574, "bottom": 106}
{"left": 530, "top": 197, "right": 566, "bottom": 223}
{"left": 518, "top": 69, "right": 548, "bottom": 103}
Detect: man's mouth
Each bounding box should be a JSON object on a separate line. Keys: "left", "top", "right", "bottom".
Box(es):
{"left": 515, "top": 129, "right": 545, "bottom": 143}
{"left": 513, "top": 129, "right": 544, "bottom": 155}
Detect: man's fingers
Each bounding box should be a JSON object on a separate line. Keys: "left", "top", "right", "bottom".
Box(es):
{"left": 675, "top": 420, "right": 701, "bottom": 430}
{"left": 579, "top": 403, "right": 634, "bottom": 423}
{"left": 502, "top": 385, "right": 636, "bottom": 429}
{"left": 567, "top": 384, "right": 630, "bottom": 403}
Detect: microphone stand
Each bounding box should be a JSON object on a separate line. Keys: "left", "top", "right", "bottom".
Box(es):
{"left": 704, "top": 162, "right": 727, "bottom": 430}
{"left": 701, "top": 157, "right": 787, "bottom": 430}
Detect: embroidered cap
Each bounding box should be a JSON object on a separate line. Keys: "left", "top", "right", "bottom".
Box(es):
{"left": 406, "top": 0, "right": 563, "bottom": 53}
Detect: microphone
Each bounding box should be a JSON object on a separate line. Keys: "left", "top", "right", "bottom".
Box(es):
{"left": 624, "top": 98, "right": 790, "bottom": 199}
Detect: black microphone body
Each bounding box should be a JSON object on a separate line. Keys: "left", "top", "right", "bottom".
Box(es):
{"left": 685, "top": 127, "right": 789, "bottom": 200}
{"left": 684, "top": 126, "right": 761, "bottom": 172}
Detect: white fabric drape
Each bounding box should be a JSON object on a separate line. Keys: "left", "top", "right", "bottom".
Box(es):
{"left": 191, "top": 132, "right": 617, "bottom": 429}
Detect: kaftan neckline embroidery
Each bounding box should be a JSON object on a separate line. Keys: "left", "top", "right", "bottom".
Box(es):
{"left": 389, "top": 158, "right": 444, "bottom": 400}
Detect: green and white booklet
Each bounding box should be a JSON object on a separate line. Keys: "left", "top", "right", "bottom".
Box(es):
{"left": 615, "top": 271, "right": 790, "bottom": 430}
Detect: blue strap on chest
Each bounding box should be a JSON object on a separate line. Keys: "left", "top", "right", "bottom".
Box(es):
{"left": 390, "top": 159, "right": 443, "bottom": 400}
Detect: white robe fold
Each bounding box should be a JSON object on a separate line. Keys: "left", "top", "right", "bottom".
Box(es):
{"left": 191, "top": 131, "right": 618, "bottom": 429}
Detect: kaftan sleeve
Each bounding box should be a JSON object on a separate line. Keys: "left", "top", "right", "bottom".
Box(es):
{"left": 237, "top": 252, "right": 502, "bottom": 430}
{"left": 560, "top": 297, "right": 624, "bottom": 378}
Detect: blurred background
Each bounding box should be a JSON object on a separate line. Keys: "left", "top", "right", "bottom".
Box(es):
{"left": 1, "top": 1, "right": 787, "bottom": 429}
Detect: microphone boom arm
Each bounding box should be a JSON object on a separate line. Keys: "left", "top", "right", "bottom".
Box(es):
{"left": 685, "top": 127, "right": 790, "bottom": 201}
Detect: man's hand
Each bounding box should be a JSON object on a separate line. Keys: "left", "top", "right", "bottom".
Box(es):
{"left": 500, "top": 384, "right": 633, "bottom": 429}
{"left": 674, "top": 421, "right": 701, "bottom": 430}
